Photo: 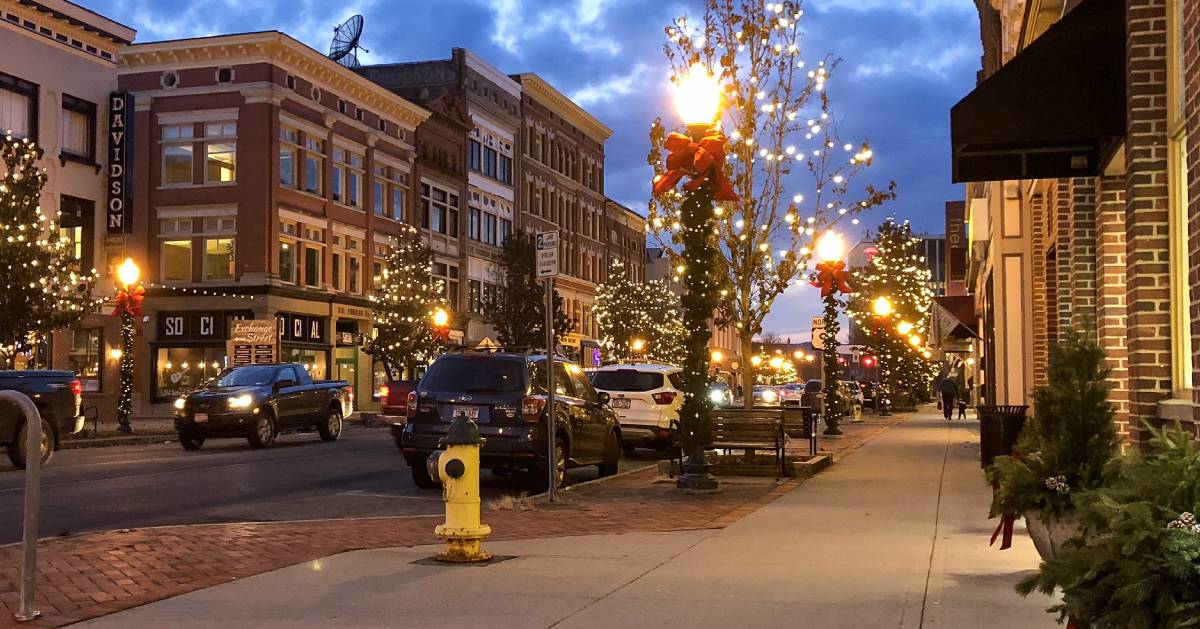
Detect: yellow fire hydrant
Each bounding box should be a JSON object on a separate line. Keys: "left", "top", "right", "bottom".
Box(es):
{"left": 429, "top": 414, "right": 492, "bottom": 562}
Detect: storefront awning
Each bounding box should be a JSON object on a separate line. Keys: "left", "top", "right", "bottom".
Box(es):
{"left": 950, "top": 0, "right": 1125, "bottom": 183}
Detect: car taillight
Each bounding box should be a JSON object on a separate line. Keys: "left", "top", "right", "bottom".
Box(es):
{"left": 652, "top": 391, "right": 677, "bottom": 405}
{"left": 69, "top": 379, "right": 82, "bottom": 398}
{"left": 405, "top": 391, "right": 418, "bottom": 418}
{"left": 521, "top": 395, "right": 546, "bottom": 422}
{"left": 379, "top": 385, "right": 391, "bottom": 407}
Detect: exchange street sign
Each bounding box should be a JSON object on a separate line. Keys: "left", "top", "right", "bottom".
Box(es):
{"left": 536, "top": 230, "right": 560, "bottom": 278}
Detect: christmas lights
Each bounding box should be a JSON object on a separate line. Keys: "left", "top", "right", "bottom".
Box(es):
{"left": 593, "top": 259, "right": 686, "bottom": 365}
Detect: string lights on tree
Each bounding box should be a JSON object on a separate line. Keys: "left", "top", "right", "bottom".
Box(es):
{"left": 0, "top": 134, "right": 99, "bottom": 368}
{"left": 361, "top": 224, "right": 448, "bottom": 380}
{"left": 846, "top": 218, "right": 937, "bottom": 408}
{"left": 647, "top": 0, "right": 896, "bottom": 410}
{"left": 482, "top": 232, "right": 572, "bottom": 348}
{"left": 593, "top": 259, "right": 686, "bottom": 365}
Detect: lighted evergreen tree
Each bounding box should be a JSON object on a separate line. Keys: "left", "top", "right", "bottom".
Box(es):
{"left": 646, "top": 0, "right": 896, "bottom": 409}
{"left": 593, "top": 259, "right": 686, "bottom": 365}
{"left": 482, "top": 231, "right": 572, "bottom": 348}
{"left": 362, "top": 224, "right": 447, "bottom": 379}
{"left": 846, "top": 218, "right": 937, "bottom": 407}
{"left": 0, "top": 135, "right": 97, "bottom": 367}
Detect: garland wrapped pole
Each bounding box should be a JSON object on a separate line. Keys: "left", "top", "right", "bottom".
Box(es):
{"left": 812, "top": 232, "right": 850, "bottom": 436}
{"left": 651, "top": 63, "right": 735, "bottom": 493}
{"left": 114, "top": 258, "right": 142, "bottom": 434}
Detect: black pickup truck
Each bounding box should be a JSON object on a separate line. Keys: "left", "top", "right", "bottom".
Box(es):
{"left": 173, "top": 363, "right": 350, "bottom": 450}
{"left": 0, "top": 370, "right": 83, "bottom": 469}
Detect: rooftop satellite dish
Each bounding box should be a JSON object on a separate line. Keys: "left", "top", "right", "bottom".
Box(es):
{"left": 328, "top": 15, "right": 367, "bottom": 69}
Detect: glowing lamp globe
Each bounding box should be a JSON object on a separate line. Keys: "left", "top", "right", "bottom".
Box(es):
{"left": 750, "top": 355, "right": 763, "bottom": 367}
{"left": 768, "top": 356, "right": 784, "bottom": 370}
{"left": 872, "top": 296, "right": 893, "bottom": 317}
{"left": 631, "top": 338, "right": 646, "bottom": 352}
{"left": 431, "top": 307, "right": 449, "bottom": 328}
{"left": 117, "top": 257, "right": 140, "bottom": 288}
{"left": 711, "top": 350, "right": 723, "bottom": 363}
{"left": 815, "top": 231, "right": 845, "bottom": 263}
{"left": 908, "top": 334, "right": 922, "bottom": 348}
{"left": 673, "top": 63, "right": 721, "bottom": 130}
{"left": 896, "top": 321, "right": 914, "bottom": 335}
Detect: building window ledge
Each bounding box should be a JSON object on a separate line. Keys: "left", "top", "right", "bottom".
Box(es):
{"left": 58, "top": 153, "right": 100, "bottom": 173}
{"left": 1157, "top": 397, "right": 1195, "bottom": 422}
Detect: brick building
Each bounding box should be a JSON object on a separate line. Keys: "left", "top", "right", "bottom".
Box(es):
{"left": 513, "top": 73, "right": 611, "bottom": 361}
{"left": 603, "top": 199, "right": 646, "bottom": 283}
{"left": 357, "top": 49, "right": 518, "bottom": 347}
{"left": 116, "top": 31, "right": 429, "bottom": 420}
{"left": 0, "top": 0, "right": 135, "bottom": 423}
{"left": 953, "top": 0, "right": 1199, "bottom": 442}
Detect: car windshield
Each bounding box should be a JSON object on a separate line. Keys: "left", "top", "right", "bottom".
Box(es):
{"left": 209, "top": 366, "right": 278, "bottom": 387}
{"left": 421, "top": 356, "right": 525, "bottom": 393}
{"left": 591, "top": 369, "right": 664, "bottom": 392}
{"left": 805, "top": 380, "right": 822, "bottom": 393}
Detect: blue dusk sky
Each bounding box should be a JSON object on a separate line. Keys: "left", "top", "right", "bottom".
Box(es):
{"left": 88, "top": 0, "right": 981, "bottom": 341}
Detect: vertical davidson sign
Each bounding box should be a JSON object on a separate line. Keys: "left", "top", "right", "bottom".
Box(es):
{"left": 106, "top": 92, "right": 134, "bottom": 234}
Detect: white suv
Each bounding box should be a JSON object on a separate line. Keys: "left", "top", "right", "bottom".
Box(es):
{"left": 589, "top": 363, "right": 683, "bottom": 452}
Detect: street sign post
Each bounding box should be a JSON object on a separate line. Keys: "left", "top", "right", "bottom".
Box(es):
{"left": 812, "top": 315, "right": 828, "bottom": 433}
{"left": 537, "top": 231, "right": 560, "bottom": 502}
{"left": 811, "top": 316, "right": 827, "bottom": 350}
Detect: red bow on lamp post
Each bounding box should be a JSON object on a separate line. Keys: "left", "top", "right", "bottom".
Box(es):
{"left": 112, "top": 284, "right": 145, "bottom": 318}
{"left": 651, "top": 131, "right": 738, "bottom": 202}
{"left": 811, "top": 260, "right": 852, "bottom": 298}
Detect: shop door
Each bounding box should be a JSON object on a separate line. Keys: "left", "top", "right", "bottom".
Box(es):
{"left": 335, "top": 348, "right": 357, "bottom": 412}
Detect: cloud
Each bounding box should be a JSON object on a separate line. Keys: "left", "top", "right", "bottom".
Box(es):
{"left": 571, "top": 62, "right": 654, "bottom": 106}
{"left": 485, "top": 0, "right": 621, "bottom": 57}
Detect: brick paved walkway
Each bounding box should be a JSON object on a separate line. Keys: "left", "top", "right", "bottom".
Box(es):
{"left": 0, "top": 411, "right": 910, "bottom": 627}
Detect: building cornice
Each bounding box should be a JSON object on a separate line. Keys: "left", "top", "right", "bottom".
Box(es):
{"left": 460, "top": 48, "right": 521, "bottom": 98}
{"left": 1, "top": 0, "right": 127, "bottom": 63}
{"left": 516, "top": 73, "right": 613, "bottom": 142}
{"left": 119, "top": 32, "right": 431, "bottom": 131}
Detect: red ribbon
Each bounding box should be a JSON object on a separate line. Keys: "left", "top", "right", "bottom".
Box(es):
{"left": 990, "top": 512, "right": 1016, "bottom": 550}
{"left": 431, "top": 327, "right": 449, "bottom": 342}
{"left": 651, "top": 131, "right": 737, "bottom": 202}
{"left": 810, "top": 260, "right": 851, "bottom": 298}
{"left": 113, "top": 285, "right": 145, "bottom": 318}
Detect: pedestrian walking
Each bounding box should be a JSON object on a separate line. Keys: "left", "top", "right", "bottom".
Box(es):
{"left": 936, "top": 377, "right": 959, "bottom": 420}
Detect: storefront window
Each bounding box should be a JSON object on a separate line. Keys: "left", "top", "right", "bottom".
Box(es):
{"left": 162, "top": 239, "right": 192, "bottom": 283}
{"left": 282, "top": 348, "right": 327, "bottom": 380}
{"left": 155, "top": 347, "right": 227, "bottom": 401}
{"left": 69, "top": 329, "right": 101, "bottom": 391}
{"left": 204, "top": 238, "right": 234, "bottom": 280}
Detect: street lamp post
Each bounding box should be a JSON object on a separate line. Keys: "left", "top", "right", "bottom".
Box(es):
{"left": 114, "top": 258, "right": 141, "bottom": 434}
{"left": 871, "top": 296, "right": 893, "bottom": 416}
{"left": 652, "top": 63, "right": 731, "bottom": 493}
{"left": 812, "top": 231, "right": 849, "bottom": 436}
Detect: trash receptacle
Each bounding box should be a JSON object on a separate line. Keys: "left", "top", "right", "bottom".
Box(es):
{"left": 977, "top": 405, "right": 1028, "bottom": 469}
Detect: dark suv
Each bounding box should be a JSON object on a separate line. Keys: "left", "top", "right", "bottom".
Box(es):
{"left": 393, "top": 352, "right": 622, "bottom": 489}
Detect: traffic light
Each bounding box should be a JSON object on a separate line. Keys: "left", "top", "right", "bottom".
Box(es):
{"left": 861, "top": 355, "right": 876, "bottom": 368}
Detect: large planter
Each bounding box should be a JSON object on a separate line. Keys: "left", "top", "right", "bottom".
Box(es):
{"left": 1024, "top": 511, "right": 1081, "bottom": 560}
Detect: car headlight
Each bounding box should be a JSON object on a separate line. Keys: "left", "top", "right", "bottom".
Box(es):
{"left": 709, "top": 390, "right": 725, "bottom": 403}
{"left": 761, "top": 390, "right": 778, "bottom": 402}
{"left": 174, "top": 398, "right": 186, "bottom": 411}
{"left": 227, "top": 394, "right": 254, "bottom": 410}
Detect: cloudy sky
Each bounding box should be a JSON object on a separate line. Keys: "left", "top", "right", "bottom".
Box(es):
{"left": 91, "top": 0, "right": 981, "bottom": 341}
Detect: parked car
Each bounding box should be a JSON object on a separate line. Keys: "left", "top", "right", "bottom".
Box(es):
{"left": 777, "top": 382, "right": 805, "bottom": 405}
{"left": 0, "top": 370, "right": 83, "bottom": 468}
{"left": 801, "top": 379, "right": 824, "bottom": 411}
{"left": 173, "top": 363, "right": 350, "bottom": 450}
{"left": 752, "top": 385, "right": 780, "bottom": 406}
{"left": 841, "top": 380, "right": 866, "bottom": 407}
{"left": 838, "top": 381, "right": 865, "bottom": 419}
{"left": 860, "top": 381, "right": 878, "bottom": 408}
{"left": 378, "top": 378, "right": 417, "bottom": 424}
{"left": 395, "top": 352, "right": 621, "bottom": 490}
{"left": 589, "top": 363, "right": 682, "bottom": 452}
{"left": 709, "top": 381, "right": 734, "bottom": 407}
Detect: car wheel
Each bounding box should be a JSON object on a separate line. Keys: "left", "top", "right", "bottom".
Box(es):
{"left": 598, "top": 430, "right": 620, "bottom": 477}
{"left": 534, "top": 437, "right": 566, "bottom": 491}
{"left": 247, "top": 411, "right": 276, "bottom": 449}
{"left": 410, "top": 462, "right": 439, "bottom": 489}
{"left": 317, "top": 407, "right": 342, "bottom": 442}
{"left": 178, "top": 432, "right": 205, "bottom": 451}
{"left": 6, "top": 418, "right": 53, "bottom": 470}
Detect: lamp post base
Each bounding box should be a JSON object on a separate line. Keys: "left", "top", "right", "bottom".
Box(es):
{"left": 116, "top": 424, "right": 132, "bottom": 434}
{"left": 676, "top": 449, "right": 720, "bottom": 494}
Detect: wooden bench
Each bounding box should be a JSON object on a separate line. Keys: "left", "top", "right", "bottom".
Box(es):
{"left": 671, "top": 408, "right": 786, "bottom": 479}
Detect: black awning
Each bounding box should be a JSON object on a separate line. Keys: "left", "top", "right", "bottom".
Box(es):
{"left": 951, "top": 0, "right": 1125, "bottom": 183}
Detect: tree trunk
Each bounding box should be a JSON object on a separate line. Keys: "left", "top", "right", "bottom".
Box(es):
{"left": 741, "top": 334, "right": 755, "bottom": 409}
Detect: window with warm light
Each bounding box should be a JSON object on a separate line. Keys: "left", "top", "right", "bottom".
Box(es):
{"left": 204, "top": 238, "right": 234, "bottom": 280}
{"left": 203, "top": 122, "right": 236, "bottom": 183}
{"left": 161, "top": 239, "right": 192, "bottom": 283}
{"left": 161, "top": 124, "right": 194, "bottom": 185}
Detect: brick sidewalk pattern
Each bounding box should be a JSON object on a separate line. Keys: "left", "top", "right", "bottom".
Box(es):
{"left": 0, "top": 411, "right": 910, "bottom": 627}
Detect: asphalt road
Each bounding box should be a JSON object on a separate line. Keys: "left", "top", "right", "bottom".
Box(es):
{"left": 0, "top": 426, "right": 656, "bottom": 545}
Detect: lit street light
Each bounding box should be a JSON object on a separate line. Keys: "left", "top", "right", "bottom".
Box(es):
{"left": 631, "top": 338, "right": 647, "bottom": 353}
{"left": 872, "top": 296, "right": 894, "bottom": 318}
{"left": 115, "top": 257, "right": 141, "bottom": 434}
{"left": 897, "top": 321, "right": 914, "bottom": 335}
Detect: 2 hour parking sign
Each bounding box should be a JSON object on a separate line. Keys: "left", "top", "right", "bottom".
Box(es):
{"left": 536, "top": 230, "right": 559, "bottom": 278}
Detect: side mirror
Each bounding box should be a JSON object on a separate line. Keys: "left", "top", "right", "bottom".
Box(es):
{"left": 596, "top": 391, "right": 611, "bottom": 406}
{"left": 274, "top": 379, "right": 297, "bottom": 392}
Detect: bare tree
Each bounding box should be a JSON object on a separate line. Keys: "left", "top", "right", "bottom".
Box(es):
{"left": 647, "top": 0, "right": 895, "bottom": 407}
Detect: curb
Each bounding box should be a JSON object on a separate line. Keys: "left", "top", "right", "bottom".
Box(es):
{"left": 531, "top": 460, "right": 658, "bottom": 502}
{"left": 60, "top": 435, "right": 176, "bottom": 449}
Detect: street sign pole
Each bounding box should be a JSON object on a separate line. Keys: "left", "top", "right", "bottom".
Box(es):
{"left": 545, "top": 276, "right": 556, "bottom": 503}
{"left": 536, "top": 230, "right": 560, "bottom": 503}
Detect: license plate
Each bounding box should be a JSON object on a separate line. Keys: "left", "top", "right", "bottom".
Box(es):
{"left": 612, "top": 399, "right": 631, "bottom": 409}
{"left": 194, "top": 413, "right": 209, "bottom": 423}
{"left": 452, "top": 406, "right": 479, "bottom": 419}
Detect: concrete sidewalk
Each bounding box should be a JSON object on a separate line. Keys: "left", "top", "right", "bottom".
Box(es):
{"left": 76, "top": 410, "right": 1056, "bottom": 628}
